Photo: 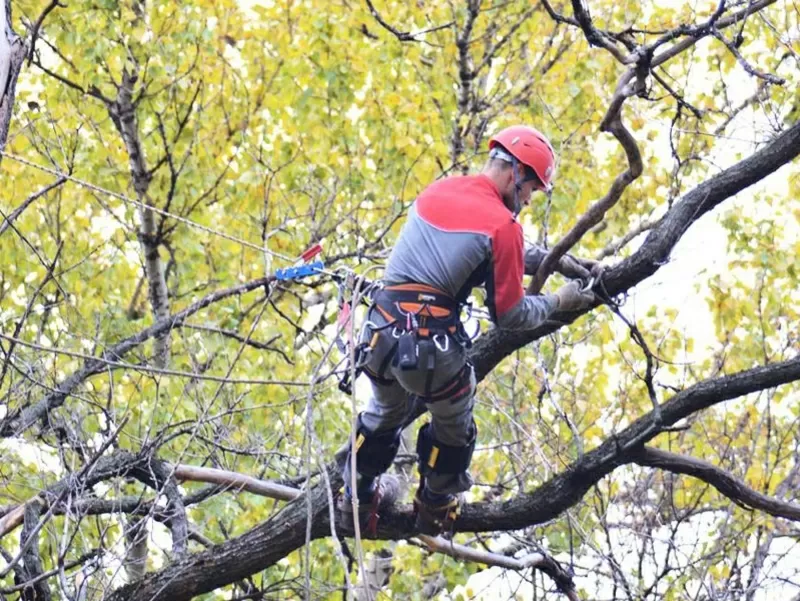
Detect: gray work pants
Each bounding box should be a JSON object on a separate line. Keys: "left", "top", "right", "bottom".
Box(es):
{"left": 342, "top": 305, "right": 476, "bottom": 495}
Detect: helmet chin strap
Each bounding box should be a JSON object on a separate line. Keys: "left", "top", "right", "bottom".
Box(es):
{"left": 511, "top": 156, "right": 523, "bottom": 216}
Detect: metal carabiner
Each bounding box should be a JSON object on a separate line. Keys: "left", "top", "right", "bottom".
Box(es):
{"left": 580, "top": 276, "right": 596, "bottom": 293}
{"left": 433, "top": 333, "right": 450, "bottom": 353}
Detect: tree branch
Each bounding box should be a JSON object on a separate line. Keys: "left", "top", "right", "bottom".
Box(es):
{"left": 18, "top": 501, "right": 51, "bottom": 601}
{"left": 25, "top": 0, "right": 64, "bottom": 65}
{"left": 631, "top": 446, "right": 800, "bottom": 521}
{"left": 569, "top": 0, "right": 628, "bottom": 63}
{"left": 0, "top": 176, "right": 66, "bottom": 237}
{"left": 103, "top": 353, "right": 800, "bottom": 601}
{"left": 0, "top": 275, "right": 275, "bottom": 438}
{"left": 363, "top": 0, "right": 451, "bottom": 42}
{"left": 492, "top": 119, "right": 799, "bottom": 378}
{"left": 527, "top": 57, "right": 645, "bottom": 293}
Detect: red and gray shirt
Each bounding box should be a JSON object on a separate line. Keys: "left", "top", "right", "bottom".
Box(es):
{"left": 384, "top": 174, "right": 557, "bottom": 329}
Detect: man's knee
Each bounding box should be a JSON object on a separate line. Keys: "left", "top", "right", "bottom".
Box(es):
{"left": 416, "top": 420, "right": 477, "bottom": 480}
{"left": 344, "top": 413, "right": 403, "bottom": 478}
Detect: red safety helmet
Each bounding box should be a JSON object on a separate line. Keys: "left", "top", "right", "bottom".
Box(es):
{"left": 488, "top": 125, "right": 556, "bottom": 191}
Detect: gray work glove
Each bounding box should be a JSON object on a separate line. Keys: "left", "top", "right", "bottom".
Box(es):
{"left": 553, "top": 280, "right": 596, "bottom": 312}
{"left": 557, "top": 254, "right": 604, "bottom": 280}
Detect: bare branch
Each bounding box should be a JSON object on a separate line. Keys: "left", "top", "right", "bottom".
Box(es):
{"left": 631, "top": 446, "right": 800, "bottom": 521}
{"left": 417, "top": 535, "right": 579, "bottom": 600}
{"left": 596, "top": 218, "right": 657, "bottom": 259}
{"left": 0, "top": 274, "right": 276, "bottom": 438}
{"left": 471, "top": 5, "right": 538, "bottom": 75}
{"left": 539, "top": 0, "right": 578, "bottom": 27}
{"left": 183, "top": 324, "right": 282, "bottom": 352}
{"left": 649, "top": 0, "right": 778, "bottom": 69}
{"left": 0, "top": 176, "right": 66, "bottom": 237}
{"left": 363, "top": 0, "right": 452, "bottom": 42}
{"left": 711, "top": 29, "right": 785, "bottom": 85}
{"left": 172, "top": 464, "right": 301, "bottom": 502}
{"left": 25, "top": 0, "right": 64, "bottom": 64}
{"left": 569, "top": 0, "right": 628, "bottom": 63}
{"left": 528, "top": 62, "right": 645, "bottom": 293}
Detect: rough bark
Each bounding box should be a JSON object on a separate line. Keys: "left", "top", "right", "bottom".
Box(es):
{"left": 17, "top": 501, "right": 51, "bottom": 601}
{"left": 0, "top": 0, "right": 27, "bottom": 162}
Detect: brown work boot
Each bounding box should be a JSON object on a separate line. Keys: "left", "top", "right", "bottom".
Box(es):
{"left": 337, "top": 474, "right": 400, "bottom": 535}
{"left": 413, "top": 488, "right": 462, "bottom": 536}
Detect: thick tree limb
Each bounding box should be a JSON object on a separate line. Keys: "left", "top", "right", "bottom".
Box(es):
{"left": 103, "top": 352, "right": 800, "bottom": 601}
{"left": 0, "top": 449, "right": 144, "bottom": 540}
{"left": 630, "top": 446, "right": 800, "bottom": 521}
{"left": 491, "top": 119, "right": 800, "bottom": 379}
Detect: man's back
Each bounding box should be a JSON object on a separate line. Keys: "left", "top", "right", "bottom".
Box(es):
{"left": 384, "top": 173, "right": 527, "bottom": 323}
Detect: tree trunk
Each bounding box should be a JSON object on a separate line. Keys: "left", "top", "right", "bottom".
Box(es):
{"left": 0, "top": 0, "right": 27, "bottom": 162}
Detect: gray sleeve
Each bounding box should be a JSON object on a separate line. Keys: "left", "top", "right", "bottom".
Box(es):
{"left": 496, "top": 293, "right": 559, "bottom": 330}
{"left": 524, "top": 243, "right": 548, "bottom": 276}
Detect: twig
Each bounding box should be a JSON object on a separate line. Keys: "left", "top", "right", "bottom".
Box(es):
{"left": 363, "top": 0, "right": 452, "bottom": 42}
{"left": 711, "top": 29, "right": 785, "bottom": 84}
{"left": 184, "top": 324, "right": 282, "bottom": 351}
{"left": 26, "top": 0, "right": 64, "bottom": 64}
{"left": 0, "top": 240, "right": 64, "bottom": 391}
{"left": 596, "top": 218, "right": 657, "bottom": 259}
{"left": 0, "top": 176, "right": 66, "bottom": 236}
{"left": 0, "top": 333, "right": 308, "bottom": 386}
{"left": 605, "top": 303, "right": 662, "bottom": 422}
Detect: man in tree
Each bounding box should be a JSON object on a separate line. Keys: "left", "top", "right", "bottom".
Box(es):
{"left": 338, "top": 125, "right": 600, "bottom": 534}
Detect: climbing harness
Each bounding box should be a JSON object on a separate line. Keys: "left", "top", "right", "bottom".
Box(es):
{"left": 335, "top": 281, "right": 477, "bottom": 401}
